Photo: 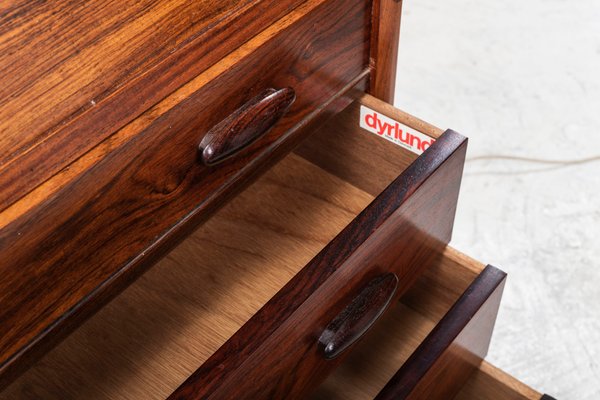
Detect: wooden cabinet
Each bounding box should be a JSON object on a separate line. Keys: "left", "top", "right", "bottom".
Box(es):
{"left": 0, "top": 1, "right": 550, "bottom": 399}
{"left": 0, "top": 2, "right": 370, "bottom": 380}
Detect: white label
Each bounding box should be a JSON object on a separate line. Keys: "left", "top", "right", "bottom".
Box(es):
{"left": 359, "top": 105, "right": 435, "bottom": 155}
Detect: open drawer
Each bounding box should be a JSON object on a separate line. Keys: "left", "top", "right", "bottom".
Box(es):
{"left": 308, "top": 247, "right": 543, "bottom": 400}
{"left": 0, "top": 95, "right": 533, "bottom": 399}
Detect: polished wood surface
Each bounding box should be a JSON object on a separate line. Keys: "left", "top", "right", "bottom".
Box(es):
{"left": 0, "top": 0, "right": 371, "bottom": 385}
{"left": 318, "top": 273, "right": 398, "bottom": 359}
{"left": 308, "top": 247, "right": 483, "bottom": 400}
{"left": 198, "top": 88, "right": 296, "bottom": 166}
{"left": 0, "top": 0, "right": 307, "bottom": 211}
{"left": 309, "top": 302, "right": 437, "bottom": 400}
{"left": 169, "top": 129, "right": 467, "bottom": 398}
{"left": 369, "top": 0, "right": 403, "bottom": 103}
{"left": 0, "top": 153, "right": 374, "bottom": 400}
{"left": 375, "top": 265, "right": 507, "bottom": 399}
{"left": 400, "top": 246, "right": 481, "bottom": 322}
{"left": 308, "top": 249, "right": 541, "bottom": 400}
{"left": 0, "top": 1, "right": 542, "bottom": 397}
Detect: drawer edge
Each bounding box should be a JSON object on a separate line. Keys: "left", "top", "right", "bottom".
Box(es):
{"left": 376, "top": 265, "right": 507, "bottom": 400}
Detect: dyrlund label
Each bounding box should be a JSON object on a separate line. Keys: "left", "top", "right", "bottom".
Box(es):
{"left": 359, "top": 105, "right": 435, "bottom": 155}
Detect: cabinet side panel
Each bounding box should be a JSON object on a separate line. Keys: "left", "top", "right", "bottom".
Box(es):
{"left": 369, "top": 0, "right": 403, "bottom": 103}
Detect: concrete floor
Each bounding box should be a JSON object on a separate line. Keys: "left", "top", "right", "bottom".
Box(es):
{"left": 394, "top": 1, "right": 600, "bottom": 398}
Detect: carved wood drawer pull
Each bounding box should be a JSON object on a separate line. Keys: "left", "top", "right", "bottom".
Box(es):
{"left": 318, "top": 273, "right": 399, "bottom": 359}
{"left": 198, "top": 87, "right": 296, "bottom": 166}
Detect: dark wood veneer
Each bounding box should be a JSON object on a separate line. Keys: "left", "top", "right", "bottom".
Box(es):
{"left": 369, "top": 0, "right": 404, "bottom": 103}
{"left": 0, "top": 0, "right": 371, "bottom": 387}
{"left": 168, "top": 129, "right": 467, "bottom": 399}
{"left": 198, "top": 88, "right": 296, "bottom": 166}
{"left": 0, "top": 0, "right": 308, "bottom": 211}
{"left": 318, "top": 273, "right": 399, "bottom": 360}
{"left": 375, "top": 265, "right": 507, "bottom": 400}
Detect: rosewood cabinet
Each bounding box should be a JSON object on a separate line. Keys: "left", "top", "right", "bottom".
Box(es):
{"left": 0, "top": 0, "right": 551, "bottom": 399}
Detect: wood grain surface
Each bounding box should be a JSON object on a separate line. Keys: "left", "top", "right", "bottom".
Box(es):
{"left": 0, "top": 0, "right": 308, "bottom": 210}
{"left": 375, "top": 265, "right": 507, "bottom": 400}
{"left": 169, "top": 129, "right": 467, "bottom": 399}
{"left": 0, "top": 0, "right": 371, "bottom": 386}
{"left": 0, "top": 153, "right": 375, "bottom": 400}
{"left": 369, "top": 0, "right": 403, "bottom": 103}
{"left": 309, "top": 249, "right": 541, "bottom": 400}
{"left": 308, "top": 247, "right": 484, "bottom": 400}
{"left": 198, "top": 88, "right": 296, "bottom": 165}
{"left": 296, "top": 94, "right": 443, "bottom": 197}
{"left": 318, "top": 273, "right": 399, "bottom": 360}
{"left": 455, "top": 361, "right": 542, "bottom": 400}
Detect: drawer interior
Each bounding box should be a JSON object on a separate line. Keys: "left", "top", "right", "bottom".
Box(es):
{"left": 1, "top": 95, "right": 458, "bottom": 399}
{"left": 307, "top": 247, "right": 541, "bottom": 400}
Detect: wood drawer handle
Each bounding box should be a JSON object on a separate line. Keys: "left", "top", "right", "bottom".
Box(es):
{"left": 318, "top": 273, "right": 399, "bottom": 360}
{"left": 198, "top": 87, "right": 296, "bottom": 166}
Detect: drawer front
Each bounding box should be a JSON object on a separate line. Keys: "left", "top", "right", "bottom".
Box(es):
{"left": 376, "top": 265, "right": 507, "bottom": 400}
{"left": 0, "top": 0, "right": 308, "bottom": 211}
{"left": 169, "top": 124, "right": 468, "bottom": 397}
{"left": 308, "top": 248, "right": 536, "bottom": 400}
{"left": 0, "top": 0, "right": 370, "bottom": 384}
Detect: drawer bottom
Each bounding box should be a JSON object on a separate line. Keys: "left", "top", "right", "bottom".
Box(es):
{"left": 456, "top": 361, "right": 542, "bottom": 399}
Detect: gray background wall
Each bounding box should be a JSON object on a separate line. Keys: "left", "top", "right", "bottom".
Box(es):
{"left": 394, "top": 1, "right": 600, "bottom": 398}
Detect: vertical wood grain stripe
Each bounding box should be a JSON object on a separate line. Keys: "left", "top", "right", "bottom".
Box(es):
{"left": 369, "top": 0, "right": 403, "bottom": 103}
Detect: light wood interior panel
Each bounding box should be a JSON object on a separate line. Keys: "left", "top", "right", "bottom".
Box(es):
{"left": 455, "top": 361, "right": 541, "bottom": 400}
{"left": 296, "top": 93, "right": 443, "bottom": 196}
